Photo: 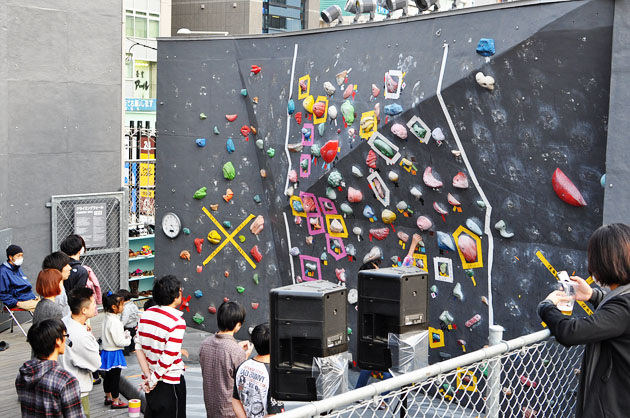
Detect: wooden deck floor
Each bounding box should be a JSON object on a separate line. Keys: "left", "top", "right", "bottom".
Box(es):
{"left": 0, "top": 315, "right": 138, "bottom": 417}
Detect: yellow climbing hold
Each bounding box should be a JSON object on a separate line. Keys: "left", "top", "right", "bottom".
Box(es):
{"left": 207, "top": 230, "right": 221, "bottom": 244}
{"left": 382, "top": 209, "right": 397, "bottom": 224}
{"left": 302, "top": 95, "right": 314, "bottom": 114}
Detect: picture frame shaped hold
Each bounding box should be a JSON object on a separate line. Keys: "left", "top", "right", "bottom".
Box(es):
{"left": 326, "top": 234, "right": 347, "bottom": 261}
{"left": 406, "top": 115, "right": 432, "bottom": 144}
{"left": 384, "top": 70, "right": 403, "bottom": 100}
{"left": 367, "top": 131, "right": 401, "bottom": 165}
{"left": 298, "top": 75, "right": 311, "bottom": 100}
{"left": 433, "top": 257, "right": 453, "bottom": 283}
{"left": 367, "top": 171, "right": 391, "bottom": 207}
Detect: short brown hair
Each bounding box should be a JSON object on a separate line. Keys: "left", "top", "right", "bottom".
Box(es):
{"left": 588, "top": 223, "right": 630, "bottom": 287}
{"left": 36, "top": 269, "right": 63, "bottom": 298}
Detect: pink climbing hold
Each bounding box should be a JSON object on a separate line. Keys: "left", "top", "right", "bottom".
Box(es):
{"left": 343, "top": 84, "right": 354, "bottom": 99}
{"left": 423, "top": 167, "right": 443, "bottom": 188}
{"left": 453, "top": 172, "right": 469, "bottom": 189}
{"left": 433, "top": 201, "right": 448, "bottom": 215}
{"left": 447, "top": 193, "right": 461, "bottom": 206}
{"left": 552, "top": 168, "right": 587, "bottom": 207}
{"left": 250, "top": 215, "right": 265, "bottom": 235}
{"left": 288, "top": 170, "right": 298, "bottom": 183}
{"left": 226, "top": 114, "right": 238, "bottom": 122}
{"left": 335, "top": 268, "right": 347, "bottom": 282}
{"left": 348, "top": 187, "right": 363, "bottom": 203}
{"left": 251, "top": 302, "right": 259, "bottom": 310}
{"left": 371, "top": 84, "right": 380, "bottom": 98}
{"left": 458, "top": 234, "right": 478, "bottom": 263}
{"left": 385, "top": 72, "right": 398, "bottom": 93}
{"left": 391, "top": 123, "right": 408, "bottom": 140}
{"left": 302, "top": 196, "right": 317, "bottom": 213}
{"left": 417, "top": 216, "right": 432, "bottom": 231}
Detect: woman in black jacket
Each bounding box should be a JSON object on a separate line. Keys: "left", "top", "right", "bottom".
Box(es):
{"left": 538, "top": 223, "right": 630, "bottom": 418}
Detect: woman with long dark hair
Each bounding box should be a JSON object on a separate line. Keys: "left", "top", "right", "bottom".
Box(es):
{"left": 538, "top": 223, "right": 630, "bottom": 417}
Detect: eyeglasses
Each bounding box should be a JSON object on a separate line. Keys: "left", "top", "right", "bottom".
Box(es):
{"left": 63, "top": 333, "right": 69, "bottom": 339}
{"left": 63, "top": 334, "right": 73, "bottom": 347}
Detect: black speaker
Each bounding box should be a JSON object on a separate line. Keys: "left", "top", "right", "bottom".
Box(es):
{"left": 357, "top": 266, "right": 429, "bottom": 371}
{"left": 270, "top": 280, "right": 348, "bottom": 401}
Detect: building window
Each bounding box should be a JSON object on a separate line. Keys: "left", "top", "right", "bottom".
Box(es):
{"left": 126, "top": 15, "right": 134, "bottom": 37}
{"left": 135, "top": 16, "right": 147, "bottom": 38}
{"left": 269, "top": 15, "right": 287, "bottom": 29}
{"left": 126, "top": 54, "right": 134, "bottom": 79}
{"left": 149, "top": 20, "right": 159, "bottom": 38}
{"left": 263, "top": 0, "right": 304, "bottom": 33}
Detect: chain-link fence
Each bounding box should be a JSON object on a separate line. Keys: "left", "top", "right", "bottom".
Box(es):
{"left": 125, "top": 125, "right": 156, "bottom": 228}
{"left": 51, "top": 192, "right": 128, "bottom": 294}
{"left": 280, "top": 329, "right": 583, "bottom": 418}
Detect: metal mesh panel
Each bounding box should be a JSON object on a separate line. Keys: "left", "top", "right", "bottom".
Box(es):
{"left": 51, "top": 193, "right": 128, "bottom": 295}
{"left": 282, "top": 338, "right": 583, "bottom": 418}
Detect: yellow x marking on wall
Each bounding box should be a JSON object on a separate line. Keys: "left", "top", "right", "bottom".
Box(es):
{"left": 201, "top": 207, "right": 256, "bottom": 269}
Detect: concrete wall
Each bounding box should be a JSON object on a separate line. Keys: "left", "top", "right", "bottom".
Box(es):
{"left": 172, "top": 0, "right": 263, "bottom": 35}
{"left": 0, "top": 0, "right": 123, "bottom": 282}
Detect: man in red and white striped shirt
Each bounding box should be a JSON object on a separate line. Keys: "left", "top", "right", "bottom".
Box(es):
{"left": 135, "top": 275, "right": 187, "bottom": 418}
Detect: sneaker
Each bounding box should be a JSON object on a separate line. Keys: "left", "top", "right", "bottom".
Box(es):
{"left": 104, "top": 397, "right": 113, "bottom": 406}
{"left": 111, "top": 401, "right": 128, "bottom": 409}
{"left": 93, "top": 377, "right": 102, "bottom": 385}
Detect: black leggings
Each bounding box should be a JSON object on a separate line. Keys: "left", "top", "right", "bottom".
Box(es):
{"left": 102, "top": 368, "right": 122, "bottom": 399}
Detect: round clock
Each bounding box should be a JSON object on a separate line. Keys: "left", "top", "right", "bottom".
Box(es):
{"left": 161, "top": 212, "right": 182, "bottom": 239}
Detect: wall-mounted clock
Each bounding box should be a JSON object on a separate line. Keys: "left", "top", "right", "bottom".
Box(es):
{"left": 161, "top": 212, "right": 181, "bottom": 239}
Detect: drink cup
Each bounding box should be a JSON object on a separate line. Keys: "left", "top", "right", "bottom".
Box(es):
{"left": 557, "top": 275, "right": 576, "bottom": 315}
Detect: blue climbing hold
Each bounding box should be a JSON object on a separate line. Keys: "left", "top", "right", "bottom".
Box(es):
{"left": 476, "top": 38, "right": 495, "bottom": 57}
{"left": 196, "top": 138, "right": 206, "bottom": 147}
{"left": 600, "top": 174, "right": 606, "bottom": 188}
{"left": 384, "top": 103, "right": 403, "bottom": 116}
{"left": 226, "top": 138, "right": 235, "bottom": 153}
{"left": 288, "top": 99, "right": 295, "bottom": 115}
{"left": 318, "top": 123, "right": 325, "bottom": 137}
{"left": 292, "top": 199, "right": 304, "bottom": 212}
{"left": 194, "top": 289, "right": 203, "bottom": 298}
{"left": 213, "top": 126, "right": 220, "bottom": 135}
{"left": 301, "top": 127, "right": 311, "bottom": 139}
{"left": 437, "top": 231, "right": 456, "bottom": 252}
{"left": 363, "top": 205, "right": 376, "bottom": 220}
{"left": 240, "top": 89, "right": 248, "bottom": 97}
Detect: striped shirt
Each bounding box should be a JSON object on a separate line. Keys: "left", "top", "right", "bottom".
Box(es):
{"left": 135, "top": 305, "right": 186, "bottom": 386}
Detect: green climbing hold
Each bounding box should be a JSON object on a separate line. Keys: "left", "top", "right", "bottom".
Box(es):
{"left": 223, "top": 162, "right": 236, "bottom": 180}
{"left": 347, "top": 327, "right": 353, "bottom": 335}
{"left": 412, "top": 125, "right": 427, "bottom": 138}
{"left": 340, "top": 100, "right": 355, "bottom": 124}
{"left": 256, "top": 139, "right": 264, "bottom": 150}
{"left": 200, "top": 113, "right": 207, "bottom": 120}
{"left": 253, "top": 194, "right": 262, "bottom": 204}
{"left": 373, "top": 138, "right": 395, "bottom": 158}
{"left": 192, "top": 312, "right": 205, "bottom": 324}
{"left": 240, "top": 88, "right": 248, "bottom": 97}
{"left": 311, "top": 144, "right": 321, "bottom": 157}
{"left": 326, "top": 187, "right": 337, "bottom": 200}
{"left": 318, "top": 123, "right": 325, "bottom": 137}
{"left": 183, "top": 228, "right": 191, "bottom": 235}
{"left": 430, "top": 285, "right": 438, "bottom": 293}
{"left": 236, "top": 286, "right": 245, "bottom": 294}
{"left": 300, "top": 159, "right": 309, "bottom": 170}
{"left": 476, "top": 200, "right": 486, "bottom": 209}
{"left": 193, "top": 187, "right": 207, "bottom": 199}
{"left": 340, "top": 203, "right": 353, "bottom": 216}
{"left": 252, "top": 273, "right": 259, "bottom": 285}
{"left": 222, "top": 221, "right": 232, "bottom": 229}
{"left": 213, "top": 126, "right": 220, "bottom": 135}
{"left": 239, "top": 235, "right": 246, "bottom": 243}
{"left": 465, "top": 269, "right": 475, "bottom": 278}
{"left": 267, "top": 148, "right": 276, "bottom": 158}
{"left": 327, "top": 170, "right": 343, "bottom": 188}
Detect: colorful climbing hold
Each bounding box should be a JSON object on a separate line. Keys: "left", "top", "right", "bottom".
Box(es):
{"left": 193, "top": 187, "right": 207, "bottom": 200}
{"left": 363, "top": 205, "right": 376, "bottom": 220}
{"left": 323, "top": 81, "right": 336, "bottom": 96}
{"left": 552, "top": 168, "right": 587, "bottom": 207}
{"left": 192, "top": 313, "right": 205, "bottom": 325}
{"left": 250, "top": 215, "right": 265, "bottom": 235}
{"left": 340, "top": 101, "right": 355, "bottom": 124}
{"left": 476, "top": 38, "right": 495, "bottom": 56}
{"left": 433, "top": 201, "right": 448, "bottom": 215}
{"left": 410, "top": 186, "right": 423, "bottom": 200}
{"left": 391, "top": 123, "right": 408, "bottom": 140}
{"left": 466, "top": 218, "right": 483, "bottom": 236}
{"left": 240, "top": 125, "right": 250, "bottom": 137}
{"left": 207, "top": 230, "right": 221, "bottom": 244}
{"left": 366, "top": 150, "right": 378, "bottom": 169}
{"left": 302, "top": 95, "right": 314, "bottom": 113}
{"left": 384, "top": 103, "right": 403, "bottom": 116}
{"left": 447, "top": 193, "right": 461, "bottom": 206}
{"left": 214, "top": 126, "right": 220, "bottom": 135}
{"left": 223, "top": 162, "right": 236, "bottom": 180}
{"left": 423, "top": 167, "right": 443, "bottom": 188}
{"left": 288, "top": 99, "right": 295, "bottom": 115}
{"left": 267, "top": 148, "right": 275, "bottom": 158}
{"left": 458, "top": 234, "right": 478, "bottom": 262}
{"left": 343, "top": 84, "right": 354, "bottom": 99}
{"left": 328, "top": 105, "right": 338, "bottom": 121}
{"left": 250, "top": 65, "right": 261, "bottom": 74}
{"left": 348, "top": 187, "right": 363, "bottom": 203}
{"left": 373, "top": 138, "right": 395, "bottom": 158}
{"left": 236, "top": 286, "right": 245, "bottom": 294}
{"left": 239, "top": 235, "right": 246, "bottom": 243}
{"left": 240, "top": 88, "right": 248, "bottom": 97}
{"left": 183, "top": 227, "right": 191, "bottom": 235}
{"left": 437, "top": 231, "right": 456, "bottom": 251}
{"left": 313, "top": 101, "right": 326, "bottom": 118}
{"left": 200, "top": 113, "right": 207, "bottom": 120}
{"left": 196, "top": 138, "right": 206, "bottom": 147}
{"left": 226, "top": 138, "right": 235, "bottom": 153}
{"left": 381, "top": 209, "right": 397, "bottom": 224}
{"left": 453, "top": 172, "right": 469, "bottom": 189}
{"left": 371, "top": 84, "right": 380, "bottom": 98}
{"left": 495, "top": 220, "right": 514, "bottom": 238}
{"left": 194, "top": 289, "right": 203, "bottom": 298}
{"left": 416, "top": 216, "right": 432, "bottom": 231}
{"left": 340, "top": 203, "right": 353, "bottom": 216}
{"left": 327, "top": 170, "right": 343, "bottom": 188}
{"left": 222, "top": 221, "right": 232, "bottom": 229}
{"left": 369, "top": 227, "right": 389, "bottom": 240}
{"left": 253, "top": 194, "right": 262, "bottom": 204}
{"left": 321, "top": 140, "right": 339, "bottom": 163}
{"left": 226, "top": 114, "right": 237, "bottom": 122}
{"left": 318, "top": 123, "right": 325, "bottom": 137}
{"left": 179, "top": 250, "right": 191, "bottom": 261}
{"left": 194, "top": 238, "right": 203, "bottom": 254}
{"left": 196, "top": 265, "right": 203, "bottom": 273}
{"left": 250, "top": 245, "right": 263, "bottom": 263}
{"left": 475, "top": 72, "right": 495, "bottom": 91}
{"left": 251, "top": 302, "right": 259, "bottom": 310}
{"left": 252, "top": 273, "right": 259, "bottom": 285}
{"left": 255, "top": 139, "right": 264, "bottom": 150}
{"left": 223, "top": 188, "right": 234, "bottom": 202}
{"left": 295, "top": 111, "right": 302, "bottom": 124}
{"left": 325, "top": 187, "right": 337, "bottom": 200}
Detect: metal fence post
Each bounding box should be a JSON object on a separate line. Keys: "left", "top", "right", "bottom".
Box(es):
{"left": 486, "top": 325, "right": 504, "bottom": 418}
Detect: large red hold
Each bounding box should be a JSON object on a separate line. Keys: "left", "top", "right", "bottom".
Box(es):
{"left": 369, "top": 227, "right": 389, "bottom": 240}
{"left": 250, "top": 65, "right": 262, "bottom": 74}
{"left": 240, "top": 125, "right": 251, "bottom": 137}
{"left": 313, "top": 101, "right": 326, "bottom": 118}
{"left": 321, "top": 140, "right": 339, "bottom": 163}
{"left": 552, "top": 168, "right": 587, "bottom": 207}
{"left": 250, "top": 245, "right": 263, "bottom": 263}
{"left": 458, "top": 234, "right": 478, "bottom": 263}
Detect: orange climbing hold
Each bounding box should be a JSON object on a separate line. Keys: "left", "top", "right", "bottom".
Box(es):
{"left": 223, "top": 189, "right": 234, "bottom": 202}
{"left": 179, "top": 250, "right": 191, "bottom": 261}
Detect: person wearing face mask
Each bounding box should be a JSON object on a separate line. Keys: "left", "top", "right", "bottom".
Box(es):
{"left": 0, "top": 244, "right": 39, "bottom": 311}
{"left": 60, "top": 235, "right": 89, "bottom": 294}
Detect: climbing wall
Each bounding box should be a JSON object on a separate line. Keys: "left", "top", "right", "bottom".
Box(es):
{"left": 155, "top": 0, "right": 613, "bottom": 360}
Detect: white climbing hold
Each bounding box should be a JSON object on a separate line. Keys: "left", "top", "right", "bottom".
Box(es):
{"left": 475, "top": 72, "right": 495, "bottom": 91}
{"left": 495, "top": 220, "right": 514, "bottom": 238}
{"left": 323, "top": 81, "right": 336, "bottom": 96}
{"left": 352, "top": 166, "right": 363, "bottom": 178}
{"left": 432, "top": 127, "right": 445, "bottom": 141}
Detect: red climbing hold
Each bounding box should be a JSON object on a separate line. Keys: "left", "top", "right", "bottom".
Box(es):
{"left": 369, "top": 227, "right": 389, "bottom": 240}
{"left": 208, "top": 305, "right": 217, "bottom": 314}
{"left": 194, "top": 238, "right": 203, "bottom": 254}
{"left": 250, "top": 65, "right": 262, "bottom": 74}
{"left": 226, "top": 114, "right": 238, "bottom": 122}
{"left": 295, "top": 112, "right": 302, "bottom": 125}
{"left": 321, "top": 140, "right": 339, "bottom": 163}
{"left": 223, "top": 297, "right": 230, "bottom": 302}
{"left": 240, "top": 125, "right": 251, "bottom": 137}
{"left": 313, "top": 101, "right": 326, "bottom": 118}
{"left": 196, "top": 265, "right": 203, "bottom": 273}
{"left": 458, "top": 234, "right": 478, "bottom": 263}
{"left": 250, "top": 245, "right": 263, "bottom": 263}
{"left": 552, "top": 168, "right": 587, "bottom": 207}
{"left": 366, "top": 150, "right": 378, "bottom": 169}
{"left": 302, "top": 196, "right": 316, "bottom": 213}
{"left": 251, "top": 302, "right": 259, "bottom": 310}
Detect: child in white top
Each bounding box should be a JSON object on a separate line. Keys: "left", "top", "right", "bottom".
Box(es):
{"left": 118, "top": 289, "right": 140, "bottom": 355}
{"left": 100, "top": 292, "right": 132, "bottom": 409}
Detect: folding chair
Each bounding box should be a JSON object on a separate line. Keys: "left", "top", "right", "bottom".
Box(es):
{"left": 1, "top": 303, "right": 33, "bottom": 337}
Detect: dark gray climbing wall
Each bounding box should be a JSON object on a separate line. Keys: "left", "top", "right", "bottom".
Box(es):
{"left": 155, "top": 0, "right": 613, "bottom": 361}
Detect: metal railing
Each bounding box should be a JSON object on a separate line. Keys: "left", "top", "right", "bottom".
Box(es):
{"left": 280, "top": 327, "right": 583, "bottom": 418}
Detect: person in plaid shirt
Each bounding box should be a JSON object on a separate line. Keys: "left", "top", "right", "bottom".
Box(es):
{"left": 16, "top": 318, "right": 84, "bottom": 417}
